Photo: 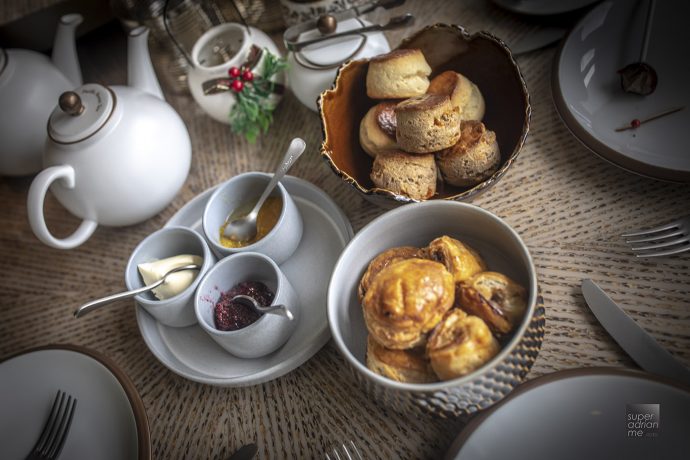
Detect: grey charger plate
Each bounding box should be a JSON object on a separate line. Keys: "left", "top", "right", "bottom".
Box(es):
{"left": 135, "top": 176, "right": 354, "bottom": 386}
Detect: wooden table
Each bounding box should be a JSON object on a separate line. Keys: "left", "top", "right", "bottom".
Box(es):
{"left": 2, "top": 1, "right": 689, "bottom": 458}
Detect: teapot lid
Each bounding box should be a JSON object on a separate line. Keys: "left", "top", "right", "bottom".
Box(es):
{"left": 297, "top": 18, "right": 366, "bottom": 68}
{"left": 48, "top": 83, "right": 115, "bottom": 144}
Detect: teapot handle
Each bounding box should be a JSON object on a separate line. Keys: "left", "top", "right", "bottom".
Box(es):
{"left": 27, "top": 165, "right": 98, "bottom": 249}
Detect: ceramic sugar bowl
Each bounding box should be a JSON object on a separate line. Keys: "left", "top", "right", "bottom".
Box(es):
{"left": 187, "top": 23, "right": 285, "bottom": 124}
{"left": 27, "top": 27, "right": 191, "bottom": 250}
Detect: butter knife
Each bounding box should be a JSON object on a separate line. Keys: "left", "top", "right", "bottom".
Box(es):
{"left": 581, "top": 279, "right": 690, "bottom": 385}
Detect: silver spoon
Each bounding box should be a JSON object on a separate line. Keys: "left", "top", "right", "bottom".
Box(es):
{"left": 223, "top": 137, "right": 306, "bottom": 242}
{"left": 231, "top": 295, "right": 294, "bottom": 320}
{"left": 619, "top": 0, "right": 657, "bottom": 95}
{"left": 73, "top": 264, "right": 201, "bottom": 318}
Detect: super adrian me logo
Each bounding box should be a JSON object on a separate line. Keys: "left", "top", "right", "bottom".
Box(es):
{"left": 626, "top": 404, "right": 660, "bottom": 438}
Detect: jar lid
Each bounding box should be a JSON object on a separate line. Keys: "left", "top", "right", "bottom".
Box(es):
{"left": 297, "top": 18, "right": 366, "bottom": 67}
{"left": 48, "top": 83, "right": 115, "bottom": 144}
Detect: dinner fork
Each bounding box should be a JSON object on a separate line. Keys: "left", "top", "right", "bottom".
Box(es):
{"left": 622, "top": 215, "right": 690, "bottom": 257}
{"left": 25, "top": 390, "right": 77, "bottom": 460}
{"left": 325, "top": 440, "right": 363, "bottom": 460}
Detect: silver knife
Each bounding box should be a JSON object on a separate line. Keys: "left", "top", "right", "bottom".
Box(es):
{"left": 581, "top": 279, "right": 690, "bottom": 385}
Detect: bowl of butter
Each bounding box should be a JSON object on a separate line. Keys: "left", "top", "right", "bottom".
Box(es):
{"left": 125, "top": 226, "right": 216, "bottom": 327}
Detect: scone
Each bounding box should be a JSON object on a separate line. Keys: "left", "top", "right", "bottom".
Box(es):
{"left": 366, "top": 335, "right": 437, "bottom": 383}
{"left": 436, "top": 120, "right": 500, "bottom": 187}
{"left": 422, "top": 236, "right": 486, "bottom": 282}
{"left": 359, "top": 102, "right": 399, "bottom": 158}
{"left": 358, "top": 246, "right": 421, "bottom": 302}
{"left": 427, "top": 309, "right": 500, "bottom": 380}
{"left": 362, "top": 258, "right": 454, "bottom": 349}
{"left": 370, "top": 150, "right": 437, "bottom": 201}
{"left": 395, "top": 94, "right": 460, "bottom": 153}
{"left": 366, "top": 49, "right": 432, "bottom": 99}
{"left": 427, "top": 71, "right": 485, "bottom": 121}
{"left": 456, "top": 271, "right": 527, "bottom": 335}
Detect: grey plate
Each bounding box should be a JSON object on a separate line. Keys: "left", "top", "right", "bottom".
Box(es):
{"left": 446, "top": 368, "right": 690, "bottom": 459}
{"left": 0, "top": 345, "right": 150, "bottom": 460}
{"left": 135, "top": 176, "right": 354, "bottom": 386}
{"left": 553, "top": 0, "right": 690, "bottom": 182}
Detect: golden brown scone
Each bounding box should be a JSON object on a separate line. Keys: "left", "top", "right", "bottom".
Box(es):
{"left": 366, "top": 49, "right": 432, "bottom": 99}
{"left": 366, "top": 335, "right": 438, "bottom": 383}
{"left": 427, "top": 309, "right": 500, "bottom": 380}
{"left": 427, "top": 71, "right": 485, "bottom": 121}
{"left": 395, "top": 94, "right": 461, "bottom": 153}
{"left": 362, "top": 258, "right": 454, "bottom": 349}
{"left": 358, "top": 246, "right": 422, "bottom": 302}
{"left": 456, "top": 271, "right": 527, "bottom": 335}
{"left": 370, "top": 150, "right": 437, "bottom": 201}
{"left": 359, "top": 102, "right": 399, "bottom": 157}
{"left": 436, "top": 120, "right": 500, "bottom": 187}
{"left": 422, "top": 236, "right": 486, "bottom": 282}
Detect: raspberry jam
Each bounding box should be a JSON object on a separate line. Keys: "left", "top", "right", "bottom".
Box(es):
{"left": 213, "top": 281, "right": 275, "bottom": 331}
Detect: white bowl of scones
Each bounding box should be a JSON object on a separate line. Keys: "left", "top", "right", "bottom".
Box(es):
{"left": 327, "top": 201, "right": 545, "bottom": 417}
{"left": 319, "top": 24, "right": 530, "bottom": 207}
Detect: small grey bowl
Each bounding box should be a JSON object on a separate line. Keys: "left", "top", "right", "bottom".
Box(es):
{"left": 327, "top": 200, "right": 545, "bottom": 417}
{"left": 194, "top": 252, "right": 301, "bottom": 358}
{"left": 202, "top": 172, "right": 303, "bottom": 264}
{"left": 125, "top": 226, "right": 216, "bottom": 327}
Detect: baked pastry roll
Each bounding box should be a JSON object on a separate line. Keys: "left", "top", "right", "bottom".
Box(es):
{"left": 362, "top": 258, "right": 454, "bottom": 349}
{"left": 366, "top": 335, "right": 437, "bottom": 383}
{"left": 370, "top": 150, "right": 437, "bottom": 201}
{"left": 395, "top": 94, "right": 460, "bottom": 153}
{"left": 366, "top": 49, "right": 432, "bottom": 99}
{"left": 358, "top": 246, "right": 422, "bottom": 302}
{"left": 456, "top": 271, "right": 527, "bottom": 335}
{"left": 427, "top": 71, "right": 485, "bottom": 121}
{"left": 423, "top": 236, "right": 486, "bottom": 282}
{"left": 436, "top": 120, "right": 500, "bottom": 187}
{"left": 427, "top": 309, "right": 499, "bottom": 380}
{"left": 359, "top": 102, "right": 399, "bottom": 158}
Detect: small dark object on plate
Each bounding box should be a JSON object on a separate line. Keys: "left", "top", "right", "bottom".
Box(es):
{"left": 618, "top": 62, "right": 658, "bottom": 96}
{"left": 214, "top": 281, "right": 274, "bottom": 331}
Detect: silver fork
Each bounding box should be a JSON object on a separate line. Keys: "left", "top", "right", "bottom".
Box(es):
{"left": 622, "top": 216, "right": 690, "bottom": 257}
{"left": 25, "top": 390, "right": 77, "bottom": 460}
{"left": 325, "top": 441, "right": 363, "bottom": 460}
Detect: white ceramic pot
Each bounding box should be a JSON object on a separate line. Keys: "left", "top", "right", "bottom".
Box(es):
{"left": 0, "top": 14, "right": 82, "bottom": 176}
{"left": 287, "top": 17, "right": 390, "bottom": 112}
{"left": 27, "top": 27, "right": 191, "bottom": 250}
{"left": 187, "top": 23, "right": 285, "bottom": 124}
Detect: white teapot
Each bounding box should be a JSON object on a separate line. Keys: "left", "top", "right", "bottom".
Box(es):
{"left": 284, "top": 3, "right": 414, "bottom": 111}
{"left": 0, "top": 14, "right": 82, "bottom": 176}
{"left": 186, "top": 23, "right": 285, "bottom": 124}
{"left": 27, "top": 27, "right": 192, "bottom": 250}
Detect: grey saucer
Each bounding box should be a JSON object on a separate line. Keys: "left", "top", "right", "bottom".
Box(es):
{"left": 135, "top": 176, "right": 353, "bottom": 386}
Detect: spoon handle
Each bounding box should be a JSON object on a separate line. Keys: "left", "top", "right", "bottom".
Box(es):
{"left": 249, "top": 138, "right": 306, "bottom": 218}
{"left": 73, "top": 264, "right": 200, "bottom": 318}
{"left": 74, "top": 280, "right": 164, "bottom": 318}
{"left": 639, "top": 0, "right": 656, "bottom": 62}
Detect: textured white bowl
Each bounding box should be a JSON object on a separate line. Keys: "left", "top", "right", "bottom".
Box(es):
{"left": 328, "top": 200, "right": 544, "bottom": 416}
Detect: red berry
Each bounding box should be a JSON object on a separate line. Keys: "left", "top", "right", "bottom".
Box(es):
{"left": 241, "top": 70, "right": 254, "bottom": 82}
{"left": 228, "top": 66, "right": 240, "bottom": 78}
{"left": 631, "top": 118, "right": 641, "bottom": 129}
{"left": 231, "top": 79, "right": 244, "bottom": 92}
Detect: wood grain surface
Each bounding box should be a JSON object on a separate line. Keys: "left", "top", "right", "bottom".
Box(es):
{"left": 1, "top": 1, "right": 689, "bottom": 459}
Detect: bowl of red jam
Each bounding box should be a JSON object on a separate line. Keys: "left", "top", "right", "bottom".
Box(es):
{"left": 194, "top": 251, "right": 300, "bottom": 358}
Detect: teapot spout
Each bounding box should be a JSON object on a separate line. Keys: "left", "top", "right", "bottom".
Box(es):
{"left": 128, "top": 27, "right": 164, "bottom": 100}
{"left": 52, "top": 14, "right": 83, "bottom": 87}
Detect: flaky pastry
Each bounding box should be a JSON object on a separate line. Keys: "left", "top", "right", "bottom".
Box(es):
{"left": 362, "top": 258, "right": 454, "bottom": 349}
{"left": 423, "top": 236, "right": 486, "bottom": 282}
{"left": 358, "top": 246, "right": 422, "bottom": 302}
{"left": 427, "top": 309, "right": 499, "bottom": 380}
{"left": 366, "top": 335, "right": 437, "bottom": 383}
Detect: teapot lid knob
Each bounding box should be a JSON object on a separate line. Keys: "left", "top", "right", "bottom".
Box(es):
{"left": 316, "top": 15, "right": 337, "bottom": 35}
{"left": 59, "top": 91, "right": 85, "bottom": 116}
